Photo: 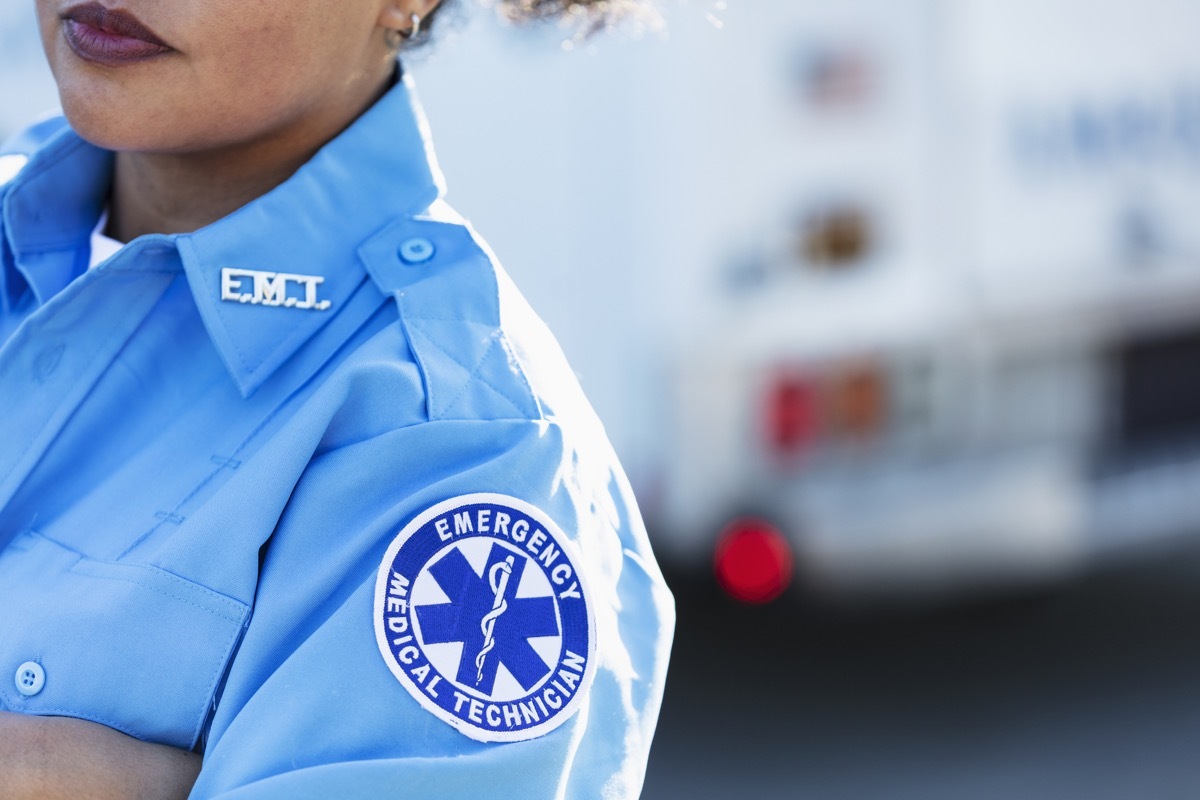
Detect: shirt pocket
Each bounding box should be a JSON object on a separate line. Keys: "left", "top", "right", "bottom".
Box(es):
{"left": 0, "top": 530, "right": 249, "bottom": 749}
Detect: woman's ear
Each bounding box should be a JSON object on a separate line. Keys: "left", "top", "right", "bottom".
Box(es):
{"left": 377, "top": 0, "right": 443, "bottom": 35}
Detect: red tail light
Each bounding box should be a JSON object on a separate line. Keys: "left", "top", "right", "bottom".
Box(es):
{"left": 714, "top": 518, "right": 793, "bottom": 604}
{"left": 766, "top": 374, "right": 819, "bottom": 454}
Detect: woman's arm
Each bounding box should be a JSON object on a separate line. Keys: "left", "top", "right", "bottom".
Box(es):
{"left": 0, "top": 711, "right": 200, "bottom": 800}
{"left": 189, "top": 417, "right": 674, "bottom": 799}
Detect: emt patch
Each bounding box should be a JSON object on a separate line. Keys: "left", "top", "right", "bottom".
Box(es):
{"left": 373, "top": 493, "right": 596, "bottom": 742}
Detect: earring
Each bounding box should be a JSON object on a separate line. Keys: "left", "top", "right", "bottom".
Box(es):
{"left": 402, "top": 12, "right": 422, "bottom": 40}
{"left": 386, "top": 12, "right": 421, "bottom": 48}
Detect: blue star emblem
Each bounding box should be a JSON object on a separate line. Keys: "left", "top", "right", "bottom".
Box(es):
{"left": 415, "top": 544, "right": 559, "bottom": 696}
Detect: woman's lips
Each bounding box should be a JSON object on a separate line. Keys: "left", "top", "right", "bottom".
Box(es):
{"left": 61, "top": 3, "right": 173, "bottom": 65}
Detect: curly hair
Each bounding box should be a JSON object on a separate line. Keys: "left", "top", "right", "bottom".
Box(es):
{"left": 411, "top": 0, "right": 660, "bottom": 46}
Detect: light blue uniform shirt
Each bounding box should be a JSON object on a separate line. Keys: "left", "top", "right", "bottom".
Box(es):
{"left": 0, "top": 73, "right": 674, "bottom": 798}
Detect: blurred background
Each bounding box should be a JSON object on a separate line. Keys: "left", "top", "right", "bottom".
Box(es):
{"left": 7, "top": 0, "right": 1200, "bottom": 796}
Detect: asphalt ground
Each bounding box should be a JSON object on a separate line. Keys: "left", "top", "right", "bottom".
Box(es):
{"left": 642, "top": 550, "right": 1200, "bottom": 799}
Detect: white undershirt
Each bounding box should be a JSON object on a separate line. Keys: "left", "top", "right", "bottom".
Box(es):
{"left": 89, "top": 209, "right": 125, "bottom": 269}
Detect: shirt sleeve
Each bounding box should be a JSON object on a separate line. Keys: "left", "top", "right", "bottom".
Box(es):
{"left": 187, "top": 415, "right": 675, "bottom": 800}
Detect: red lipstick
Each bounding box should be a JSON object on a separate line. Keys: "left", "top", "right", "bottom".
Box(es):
{"left": 61, "top": 3, "right": 173, "bottom": 65}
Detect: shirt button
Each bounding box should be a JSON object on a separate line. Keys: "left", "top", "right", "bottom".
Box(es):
{"left": 399, "top": 237, "right": 436, "bottom": 265}
{"left": 14, "top": 662, "right": 45, "bottom": 697}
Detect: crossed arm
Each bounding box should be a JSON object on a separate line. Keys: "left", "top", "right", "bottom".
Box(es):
{"left": 0, "top": 712, "right": 199, "bottom": 800}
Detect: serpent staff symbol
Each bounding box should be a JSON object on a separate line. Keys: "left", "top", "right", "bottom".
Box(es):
{"left": 476, "top": 554, "right": 516, "bottom": 685}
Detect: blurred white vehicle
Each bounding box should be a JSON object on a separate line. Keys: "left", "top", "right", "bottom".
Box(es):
{"left": 7, "top": 1, "right": 1200, "bottom": 604}
{"left": 655, "top": 0, "right": 1200, "bottom": 603}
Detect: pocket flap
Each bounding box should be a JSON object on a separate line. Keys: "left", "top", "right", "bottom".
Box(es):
{"left": 0, "top": 533, "right": 250, "bottom": 749}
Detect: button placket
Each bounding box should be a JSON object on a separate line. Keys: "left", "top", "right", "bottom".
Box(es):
{"left": 0, "top": 262, "right": 177, "bottom": 513}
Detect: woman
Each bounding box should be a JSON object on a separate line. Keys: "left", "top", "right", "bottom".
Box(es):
{"left": 0, "top": 0, "right": 675, "bottom": 797}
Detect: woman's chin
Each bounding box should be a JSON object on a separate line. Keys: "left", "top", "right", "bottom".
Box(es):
{"left": 50, "top": 64, "right": 204, "bottom": 153}
{"left": 57, "top": 92, "right": 196, "bottom": 153}
{"left": 59, "top": 106, "right": 155, "bottom": 152}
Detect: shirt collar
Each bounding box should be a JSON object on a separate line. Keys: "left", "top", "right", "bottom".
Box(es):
{"left": 4, "top": 71, "right": 445, "bottom": 397}
{"left": 2, "top": 131, "right": 112, "bottom": 306}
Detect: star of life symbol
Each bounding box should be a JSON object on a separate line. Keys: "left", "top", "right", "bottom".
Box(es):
{"left": 374, "top": 494, "right": 595, "bottom": 742}
{"left": 476, "top": 554, "right": 515, "bottom": 686}
{"left": 220, "top": 267, "right": 331, "bottom": 311}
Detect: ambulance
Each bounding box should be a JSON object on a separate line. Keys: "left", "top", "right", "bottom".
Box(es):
{"left": 650, "top": 0, "right": 1200, "bottom": 602}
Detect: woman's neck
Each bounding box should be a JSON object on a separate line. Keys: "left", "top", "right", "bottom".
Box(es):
{"left": 106, "top": 142, "right": 309, "bottom": 242}
{"left": 105, "top": 63, "right": 398, "bottom": 243}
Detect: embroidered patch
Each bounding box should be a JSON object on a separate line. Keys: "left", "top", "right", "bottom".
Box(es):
{"left": 220, "top": 267, "right": 331, "bottom": 311}
{"left": 374, "top": 493, "right": 595, "bottom": 742}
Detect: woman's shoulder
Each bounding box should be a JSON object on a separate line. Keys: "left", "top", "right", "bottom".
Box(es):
{"left": 345, "top": 199, "right": 602, "bottom": 432}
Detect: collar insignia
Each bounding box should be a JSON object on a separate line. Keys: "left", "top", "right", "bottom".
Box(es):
{"left": 220, "top": 267, "right": 332, "bottom": 311}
